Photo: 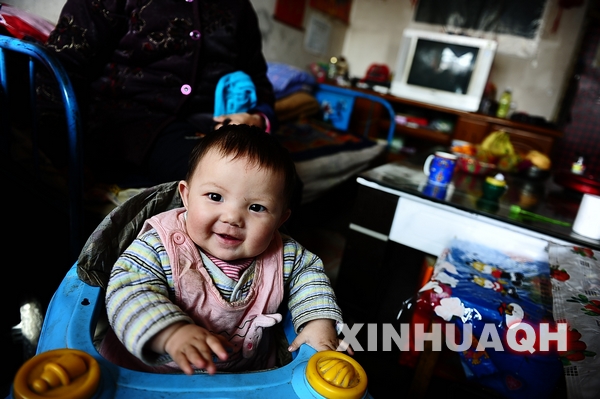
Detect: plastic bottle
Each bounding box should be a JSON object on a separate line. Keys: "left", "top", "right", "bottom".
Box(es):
{"left": 327, "top": 56, "right": 338, "bottom": 80}
{"left": 496, "top": 88, "right": 512, "bottom": 119}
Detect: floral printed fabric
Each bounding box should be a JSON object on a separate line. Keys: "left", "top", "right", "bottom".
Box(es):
{"left": 408, "top": 238, "right": 563, "bottom": 398}
{"left": 549, "top": 244, "right": 600, "bottom": 399}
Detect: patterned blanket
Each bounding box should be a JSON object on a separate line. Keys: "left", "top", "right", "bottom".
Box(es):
{"left": 275, "top": 118, "right": 379, "bottom": 162}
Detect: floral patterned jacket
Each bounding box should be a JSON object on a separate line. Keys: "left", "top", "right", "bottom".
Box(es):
{"left": 43, "top": 0, "right": 275, "bottom": 179}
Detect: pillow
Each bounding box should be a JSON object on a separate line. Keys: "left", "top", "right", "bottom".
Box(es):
{"left": 267, "top": 62, "right": 316, "bottom": 99}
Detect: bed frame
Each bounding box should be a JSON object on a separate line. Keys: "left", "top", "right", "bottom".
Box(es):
{"left": 275, "top": 83, "right": 396, "bottom": 204}
{"left": 0, "top": 35, "right": 83, "bottom": 260}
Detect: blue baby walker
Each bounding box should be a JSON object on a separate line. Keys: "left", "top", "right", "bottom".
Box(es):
{"left": 10, "top": 182, "right": 372, "bottom": 399}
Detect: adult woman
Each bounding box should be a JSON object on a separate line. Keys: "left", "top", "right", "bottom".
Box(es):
{"left": 42, "top": 0, "right": 275, "bottom": 184}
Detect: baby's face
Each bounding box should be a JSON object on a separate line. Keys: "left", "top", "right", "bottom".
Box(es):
{"left": 179, "top": 149, "right": 290, "bottom": 261}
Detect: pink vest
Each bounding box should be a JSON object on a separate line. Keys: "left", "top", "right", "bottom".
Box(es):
{"left": 101, "top": 208, "right": 285, "bottom": 373}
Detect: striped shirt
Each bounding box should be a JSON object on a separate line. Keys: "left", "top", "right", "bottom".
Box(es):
{"left": 205, "top": 252, "right": 254, "bottom": 281}
{"left": 105, "top": 229, "right": 343, "bottom": 363}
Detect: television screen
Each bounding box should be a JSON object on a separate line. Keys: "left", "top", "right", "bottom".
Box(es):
{"left": 407, "top": 39, "right": 479, "bottom": 95}
{"left": 390, "top": 29, "right": 497, "bottom": 112}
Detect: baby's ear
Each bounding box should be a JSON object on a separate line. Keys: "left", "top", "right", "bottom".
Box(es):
{"left": 278, "top": 208, "right": 291, "bottom": 228}
{"left": 178, "top": 180, "right": 190, "bottom": 208}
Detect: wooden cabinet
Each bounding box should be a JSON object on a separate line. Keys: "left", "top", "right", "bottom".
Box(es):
{"left": 335, "top": 184, "right": 429, "bottom": 324}
{"left": 335, "top": 185, "right": 397, "bottom": 322}
{"left": 454, "top": 116, "right": 491, "bottom": 143}
{"left": 453, "top": 116, "right": 561, "bottom": 155}
{"left": 344, "top": 84, "right": 563, "bottom": 157}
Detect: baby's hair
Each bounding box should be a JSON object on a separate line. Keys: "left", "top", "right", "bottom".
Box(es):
{"left": 186, "top": 124, "right": 297, "bottom": 208}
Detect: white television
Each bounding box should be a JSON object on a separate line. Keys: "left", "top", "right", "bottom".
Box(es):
{"left": 390, "top": 29, "right": 498, "bottom": 112}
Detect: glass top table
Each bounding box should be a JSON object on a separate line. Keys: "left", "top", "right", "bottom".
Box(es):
{"left": 358, "top": 159, "right": 600, "bottom": 251}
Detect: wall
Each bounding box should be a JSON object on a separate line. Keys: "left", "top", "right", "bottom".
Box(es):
{"left": 342, "top": 0, "right": 590, "bottom": 122}
{"left": 7, "top": 0, "right": 589, "bottom": 123}
{"left": 251, "top": 0, "right": 347, "bottom": 69}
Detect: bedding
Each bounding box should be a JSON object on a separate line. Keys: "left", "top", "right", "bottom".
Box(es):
{"left": 267, "top": 62, "right": 316, "bottom": 99}
{"left": 275, "top": 118, "right": 386, "bottom": 204}
{"left": 268, "top": 65, "right": 391, "bottom": 204}
{"left": 294, "top": 144, "right": 386, "bottom": 204}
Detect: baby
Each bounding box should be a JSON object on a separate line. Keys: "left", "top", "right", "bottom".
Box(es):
{"left": 101, "top": 124, "right": 346, "bottom": 374}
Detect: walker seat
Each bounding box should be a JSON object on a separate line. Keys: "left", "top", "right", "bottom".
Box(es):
{"left": 11, "top": 181, "right": 371, "bottom": 398}
{"left": 11, "top": 263, "right": 372, "bottom": 399}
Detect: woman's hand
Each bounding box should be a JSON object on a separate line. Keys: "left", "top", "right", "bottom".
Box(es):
{"left": 213, "top": 113, "right": 265, "bottom": 130}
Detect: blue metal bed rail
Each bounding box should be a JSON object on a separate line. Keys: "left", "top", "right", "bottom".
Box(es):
{"left": 0, "top": 35, "right": 83, "bottom": 260}
{"left": 315, "top": 83, "right": 396, "bottom": 147}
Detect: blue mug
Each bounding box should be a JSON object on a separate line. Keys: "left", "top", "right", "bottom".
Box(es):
{"left": 423, "top": 151, "right": 457, "bottom": 186}
{"left": 422, "top": 183, "right": 448, "bottom": 200}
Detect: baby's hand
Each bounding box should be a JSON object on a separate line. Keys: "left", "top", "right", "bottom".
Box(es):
{"left": 288, "top": 319, "right": 353, "bottom": 355}
{"left": 151, "top": 322, "right": 231, "bottom": 375}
